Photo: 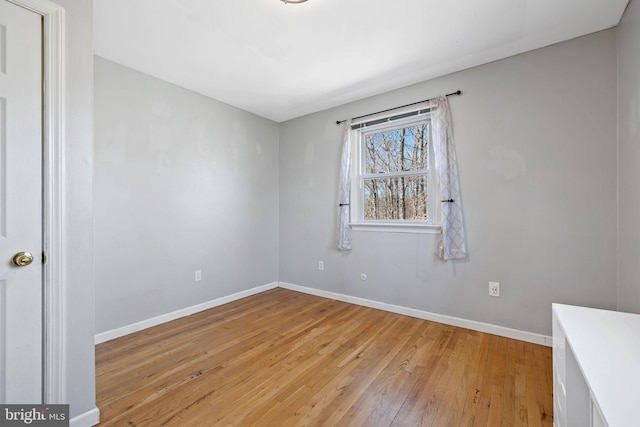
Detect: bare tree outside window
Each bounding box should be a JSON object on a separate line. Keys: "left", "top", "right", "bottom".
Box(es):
{"left": 362, "top": 122, "right": 430, "bottom": 221}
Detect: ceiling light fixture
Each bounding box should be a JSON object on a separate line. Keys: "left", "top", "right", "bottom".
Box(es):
{"left": 281, "top": 0, "right": 307, "bottom": 3}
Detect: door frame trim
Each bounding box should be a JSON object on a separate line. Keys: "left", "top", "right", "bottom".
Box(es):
{"left": 7, "top": 0, "right": 65, "bottom": 404}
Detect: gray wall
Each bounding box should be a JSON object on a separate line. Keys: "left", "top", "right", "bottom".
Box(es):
{"left": 94, "top": 58, "right": 280, "bottom": 334}
{"left": 55, "top": 0, "right": 96, "bottom": 420}
{"left": 617, "top": 0, "right": 640, "bottom": 313}
{"left": 279, "top": 30, "right": 618, "bottom": 336}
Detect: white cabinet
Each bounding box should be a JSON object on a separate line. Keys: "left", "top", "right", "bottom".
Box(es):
{"left": 553, "top": 304, "right": 640, "bottom": 427}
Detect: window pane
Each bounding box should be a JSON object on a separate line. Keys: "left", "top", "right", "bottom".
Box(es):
{"left": 364, "top": 124, "right": 429, "bottom": 174}
{"left": 363, "top": 175, "right": 428, "bottom": 220}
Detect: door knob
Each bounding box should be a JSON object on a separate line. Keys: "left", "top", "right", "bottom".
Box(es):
{"left": 12, "top": 252, "right": 34, "bottom": 267}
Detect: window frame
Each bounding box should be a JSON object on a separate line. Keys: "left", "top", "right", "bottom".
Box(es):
{"left": 350, "top": 110, "right": 441, "bottom": 234}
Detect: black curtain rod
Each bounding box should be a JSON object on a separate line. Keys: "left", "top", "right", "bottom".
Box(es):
{"left": 336, "top": 90, "right": 462, "bottom": 125}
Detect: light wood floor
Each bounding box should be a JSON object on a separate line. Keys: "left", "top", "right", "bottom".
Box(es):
{"left": 96, "top": 288, "right": 553, "bottom": 426}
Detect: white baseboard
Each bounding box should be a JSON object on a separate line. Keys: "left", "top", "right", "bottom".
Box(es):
{"left": 94, "top": 282, "right": 279, "bottom": 344}
{"left": 278, "top": 282, "right": 552, "bottom": 347}
{"left": 70, "top": 407, "right": 100, "bottom": 427}
{"left": 95, "top": 281, "right": 551, "bottom": 347}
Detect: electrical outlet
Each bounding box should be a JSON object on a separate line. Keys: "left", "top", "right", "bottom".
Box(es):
{"left": 318, "top": 261, "right": 324, "bottom": 271}
{"left": 489, "top": 281, "right": 500, "bottom": 297}
{"left": 195, "top": 270, "right": 202, "bottom": 282}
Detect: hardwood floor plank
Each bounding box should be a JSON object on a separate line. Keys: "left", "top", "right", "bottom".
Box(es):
{"left": 306, "top": 315, "right": 414, "bottom": 426}
{"left": 96, "top": 288, "right": 553, "bottom": 426}
{"left": 459, "top": 332, "right": 489, "bottom": 425}
{"left": 499, "top": 338, "right": 518, "bottom": 427}
{"left": 333, "top": 320, "right": 426, "bottom": 426}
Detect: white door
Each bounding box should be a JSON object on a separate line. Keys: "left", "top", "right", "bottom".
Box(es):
{"left": 0, "top": 0, "right": 43, "bottom": 403}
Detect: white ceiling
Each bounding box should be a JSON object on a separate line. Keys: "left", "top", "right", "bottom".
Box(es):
{"left": 93, "top": 0, "right": 628, "bottom": 122}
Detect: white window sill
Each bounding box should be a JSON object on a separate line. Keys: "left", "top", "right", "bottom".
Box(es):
{"left": 350, "top": 222, "right": 441, "bottom": 234}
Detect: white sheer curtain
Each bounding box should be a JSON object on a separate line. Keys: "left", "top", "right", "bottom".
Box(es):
{"left": 432, "top": 96, "right": 467, "bottom": 260}
{"left": 337, "top": 119, "right": 353, "bottom": 251}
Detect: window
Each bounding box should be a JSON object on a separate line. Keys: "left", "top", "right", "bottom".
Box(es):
{"left": 351, "top": 111, "right": 440, "bottom": 233}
